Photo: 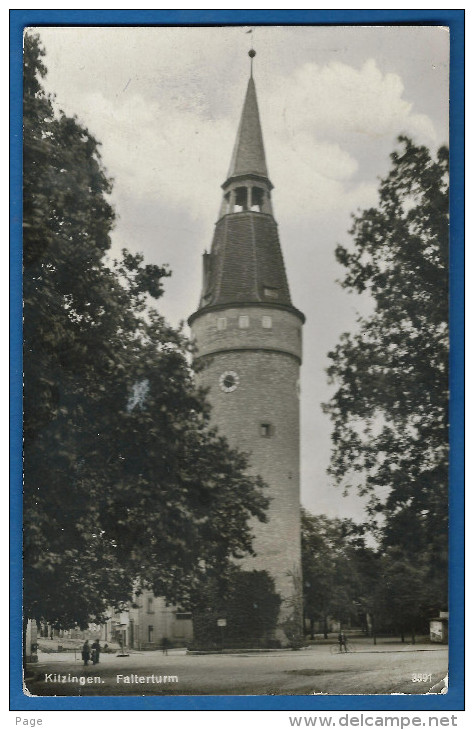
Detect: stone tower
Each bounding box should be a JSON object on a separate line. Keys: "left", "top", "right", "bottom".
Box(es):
{"left": 188, "top": 55, "right": 304, "bottom": 636}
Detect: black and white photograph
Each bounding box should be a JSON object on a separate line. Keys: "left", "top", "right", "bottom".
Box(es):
{"left": 22, "top": 23, "right": 451, "bottom": 698}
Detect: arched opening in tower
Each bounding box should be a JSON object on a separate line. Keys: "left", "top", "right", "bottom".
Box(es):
{"left": 250, "top": 186, "right": 264, "bottom": 212}
{"left": 233, "top": 186, "right": 248, "bottom": 212}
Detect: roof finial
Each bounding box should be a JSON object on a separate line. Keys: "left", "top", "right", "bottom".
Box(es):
{"left": 248, "top": 48, "right": 256, "bottom": 78}
{"left": 246, "top": 28, "right": 255, "bottom": 77}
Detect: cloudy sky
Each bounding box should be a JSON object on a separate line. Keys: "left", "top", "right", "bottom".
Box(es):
{"left": 34, "top": 25, "right": 449, "bottom": 522}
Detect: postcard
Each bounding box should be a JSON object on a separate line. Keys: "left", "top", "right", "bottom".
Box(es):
{"left": 13, "top": 15, "right": 463, "bottom": 712}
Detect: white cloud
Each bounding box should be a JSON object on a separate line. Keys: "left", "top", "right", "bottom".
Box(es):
{"left": 56, "top": 55, "right": 433, "bottom": 236}
{"left": 38, "top": 28, "right": 440, "bottom": 238}
{"left": 268, "top": 58, "right": 437, "bottom": 143}
{"left": 69, "top": 88, "right": 233, "bottom": 232}
{"left": 262, "top": 58, "right": 436, "bottom": 222}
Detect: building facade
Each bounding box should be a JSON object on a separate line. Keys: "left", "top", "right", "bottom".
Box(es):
{"left": 36, "top": 592, "right": 193, "bottom": 652}
{"left": 188, "top": 56, "right": 305, "bottom": 639}
{"left": 102, "top": 592, "right": 193, "bottom": 650}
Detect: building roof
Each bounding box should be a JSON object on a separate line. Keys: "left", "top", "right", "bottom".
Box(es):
{"left": 198, "top": 212, "right": 292, "bottom": 310}
{"left": 190, "top": 69, "right": 304, "bottom": 322}
{"left": 226, "top": 76, "right": 268, "bottom": 181}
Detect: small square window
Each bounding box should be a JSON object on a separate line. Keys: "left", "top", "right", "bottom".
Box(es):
{"left": 262, "top": 316, "right": 272, "bottom": 329}
{"left": 217, "top": 317, "right": 227, "bottom": 331}
{"left": 239, "top": 315, "right": 249, "bottom": 329}
{"left": 264, "top": 287, "right": 278, "bottom": 298}
{"left": 260, "top": 423, "right": 272, "bottom": 438}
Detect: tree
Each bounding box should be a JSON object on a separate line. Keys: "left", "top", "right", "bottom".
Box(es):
{"left": 23, "top": 33, "right": 269, "bottom": 632}
{"left": 192, "top": 569, "right": 281, "bottom": 649}
{"left": 324, "top": 136, "right": 449, "bottom": 612}
{"left": 376, "top": 548, "right": 433, "bottom": 644}
{"left": 301, "top": 510, "right": 367, "bottom": 638}
{"left": 301, "top": 510, "right": 433, "bottom": 644}
{"left": 347, "top": 542, "right": 381, "bottom": 642}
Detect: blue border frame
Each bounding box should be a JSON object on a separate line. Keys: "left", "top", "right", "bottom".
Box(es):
{"left": 10, "top": 8, "right": 465, "bottom": 711}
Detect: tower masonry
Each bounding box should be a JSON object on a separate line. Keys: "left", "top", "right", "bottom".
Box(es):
{"left": 188, "top": 56, "right": 305, "bottom": 634}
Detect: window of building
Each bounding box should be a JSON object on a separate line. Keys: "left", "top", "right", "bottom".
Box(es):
{"left": 148, "top": 625, "right": 154, "bottom": 643}
{"left": 260, "top": 423, "right": 273, "bottom": 438}
{"left": 217, "top": 317, "right": 227, "bottom": 331}
{"left": 262, "top": 316, "right": 272, "bottom": 329}
{"left": 264, "top": 287, "right": 278, "bottom": 299}
{"left": 238, "top": 315, "right": 249, "bottom": 329}
{"left": 176, "top": 612, "right": 193, "bottom": 621}
{"left": 147, "top": 596, "right": 154, "bottom": 614}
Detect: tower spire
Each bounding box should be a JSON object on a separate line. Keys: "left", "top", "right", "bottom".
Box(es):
{"left": 190, "top": 57, "right": 306, "bottom": 317}
{"left": 226, "top": 55, "right": 268, "bottom": 183}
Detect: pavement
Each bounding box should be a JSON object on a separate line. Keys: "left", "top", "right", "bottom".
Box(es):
{"left": 24, "top": 639, "right": 449, "bottom": 697}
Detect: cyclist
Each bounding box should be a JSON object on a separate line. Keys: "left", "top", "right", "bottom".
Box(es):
{"left": 338, "top": 630, "right": 348, "bottom": 653}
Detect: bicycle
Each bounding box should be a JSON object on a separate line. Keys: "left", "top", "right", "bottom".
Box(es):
{"left": 330, "top": 642, "right": 355, "bottom": 654}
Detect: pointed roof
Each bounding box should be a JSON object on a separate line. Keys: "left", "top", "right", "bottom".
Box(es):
{"left": 188, "top": 58, "right": 305, "bottom": 325}
{"left": 196, "top": 213, "right": 293, "bottom": 310}
{"left": 226, "top": 76, "right": 268, "bottom": 181}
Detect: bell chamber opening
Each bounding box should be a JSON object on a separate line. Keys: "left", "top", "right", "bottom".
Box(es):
{"left": 221, "top": 184, "right": 272, "bottom": 216}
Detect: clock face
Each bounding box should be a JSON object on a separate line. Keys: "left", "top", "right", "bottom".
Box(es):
{"left": 219, "top": 371, "right": 239, "bottom": 393}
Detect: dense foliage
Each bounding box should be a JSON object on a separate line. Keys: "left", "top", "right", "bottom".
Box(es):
{"left": 302, "top": 510, "right": 439, "bottom": 642}
{"left": 23, "top": 33, "right": 269, "bottom": 629}
{"left": 191, "top": 570, "right": 281, "bottom": 649}
{"left": 301, "top": 509, "right": 370, "bottom": 638}
{"left": 323, "top": 137, "right": 449, "bottom": 612}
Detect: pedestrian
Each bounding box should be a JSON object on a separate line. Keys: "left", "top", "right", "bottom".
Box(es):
{"left": 91, "top": 639, "right": 101, "bottom": 664}
{"left": 161, "top": 636, "right": 170, "bottom": 655}
{"left": 81, "top": 639, "right": 91, "bottom": 666}
{"left": 338, "top": 631, "right": 348, "bottom": 653}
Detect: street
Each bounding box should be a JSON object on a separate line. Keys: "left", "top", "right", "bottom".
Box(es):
{"left": 25, "top": 640, "right": 448, "bottom": 696}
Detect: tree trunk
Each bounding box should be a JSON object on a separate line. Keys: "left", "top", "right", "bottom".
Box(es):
{"left": 365, "top": 611, "right": 372, "bottom": 636}
{"left": 310, "top": 618, "right": 315, "bottom": 640}
{"left": 400, "top": 631, "right": 405, "bottom": 643}
{"left": 323, "top": 615, "right": 328, "bottom": 640}
{"left": 411, "top": 627, "right": 416, "bottom": 645}
{"left": 372, "top": 615, "right": 377, "bottom": 645}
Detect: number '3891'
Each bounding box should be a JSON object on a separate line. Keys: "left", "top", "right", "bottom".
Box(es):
{"left": 412, "top": 673, "right": 432, "bottom": 683}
